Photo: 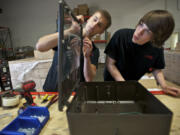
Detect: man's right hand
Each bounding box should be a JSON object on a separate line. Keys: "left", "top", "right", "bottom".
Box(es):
{"left": 70, "top": 15, "right": 84, "bottom": 34}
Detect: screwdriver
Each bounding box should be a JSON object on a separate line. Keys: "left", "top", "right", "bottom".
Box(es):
{"left": 41, "top": 94, "right": 49, "bottom": 103}
{"left": 46, "top": 95, "right": 58, "bottom": 108}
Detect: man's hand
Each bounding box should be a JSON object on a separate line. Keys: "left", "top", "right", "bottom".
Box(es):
{"left": 152, "top": 69, "right": 180, "bottom": 97}
{"left": 76, "top": 15, "right": 85, "bottom": 24}
{"left": 70, "top": 15, "right": 84, "bottom": 34}
{"left": 162, "top": 86, "right": 180, "bottom": 97}
{"left": 83, "top": 37, "right": 93, "bottom": 58}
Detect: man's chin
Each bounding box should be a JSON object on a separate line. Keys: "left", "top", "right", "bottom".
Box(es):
{"left": 132, "top": 38, "right": 142, "bottom": 45}
{"left": 132, "top": 38, "right": 137, "bottom": 43}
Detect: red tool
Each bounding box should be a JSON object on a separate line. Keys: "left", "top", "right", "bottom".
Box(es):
{"left": 22, "top": 80, "right": 36, "bottom": 91}
{"left": 22, "top": 80, "right": 36, "bottom": 106}
{"left": 16, "top": 80, "right": 36, "bottom": 106}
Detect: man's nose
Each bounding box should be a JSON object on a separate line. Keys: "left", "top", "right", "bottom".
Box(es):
{"left": 137, "top": 28, "right": 144, "bottom": 36}
{"left": 92, "top": 21, "right": 98, "bottom": 28}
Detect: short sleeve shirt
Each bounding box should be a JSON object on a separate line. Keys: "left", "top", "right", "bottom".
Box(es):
{"left": 104, "top": 29, "right": 165, "bottom": 81}
{"left": 43, "top": 42, "right": 99, "bottom": 92}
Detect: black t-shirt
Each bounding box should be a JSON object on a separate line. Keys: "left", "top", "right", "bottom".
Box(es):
{"left": 104, "top": 28, "right": 165, "bottom": 81}
{"left": 43, "top": 42, "right": 99, "bottom": 92}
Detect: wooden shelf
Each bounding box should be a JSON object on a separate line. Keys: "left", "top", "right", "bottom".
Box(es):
{"left": 84, "top": 15, "right": 90, "bottom": 20}
{"left": 93, "top": 40, "right": 107, "bottom": 43}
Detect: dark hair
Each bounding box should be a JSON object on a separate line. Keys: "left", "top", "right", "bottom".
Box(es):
{"left": 95, "top": 9, "right": 112, "bottom": 29}
{"left": 137, "top": 10, "right": 175, "bottom": 47}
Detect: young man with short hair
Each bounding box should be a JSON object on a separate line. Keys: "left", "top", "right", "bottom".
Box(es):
{"left": 36, "top": 9, "right": 111, "bottom": 92}
{"left": 104, "top": 10, "right": 180, "bottom": 96}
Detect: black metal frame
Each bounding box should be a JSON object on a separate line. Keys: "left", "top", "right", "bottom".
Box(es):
{"left": 57, "top": 0, "right": 83, "bottom": 111}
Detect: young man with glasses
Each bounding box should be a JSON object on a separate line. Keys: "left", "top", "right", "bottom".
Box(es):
{"left": 104, "top": 10, "right": 180, "bottom": 96}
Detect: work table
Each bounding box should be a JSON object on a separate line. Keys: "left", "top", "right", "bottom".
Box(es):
{"left": 0, "top": 79, "right": 180, "bottom": 135}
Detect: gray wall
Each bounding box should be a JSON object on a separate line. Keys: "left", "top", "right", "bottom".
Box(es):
{"left": 0, "top": 0, "right": 180, "bottom": 48}
{"left": 166, "top": 0, "right": 180, "bottom": 35}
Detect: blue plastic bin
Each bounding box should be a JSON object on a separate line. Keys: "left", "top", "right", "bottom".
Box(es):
{"left": 0, "top": 107, "right": 50, "bottom": 135}
{"left": 0, "top": 131, "right": 25, "bottom": 135}
{"left": 19, "top": 106, "right": 49, "bottom": 127}
{"left": 1, "top": 117, "right": 41, "bottom": 135}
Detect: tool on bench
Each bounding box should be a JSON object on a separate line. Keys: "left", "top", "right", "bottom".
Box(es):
{"left": 41, "top": 94, "right": 56, "bottom": 104}
{"left": 62, "top": 92, "right": 76, "bottom": 111}
{"left": 41, "top": 94, "right": 48, "bottom": 103}
{"left": 46, "top": 95, "right": 58, "bottom": 108}
{"left": 1, "top": 90, "right": 20, "bottom": 108}
{"left": 15, "top": 80, "right": 36, "bottom": 107}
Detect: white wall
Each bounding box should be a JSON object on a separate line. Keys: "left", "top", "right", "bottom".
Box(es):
{"left": 166, "top": 0, "right": 180, "bottom": 41}
{"left": 1, "top": 0, "right": 179, "bottom": 48}
{"left": 0, "top": 0, "right": 58, "bottom": 48}
{"left": 66, "top": 0, "right": 165, "bottom": 34}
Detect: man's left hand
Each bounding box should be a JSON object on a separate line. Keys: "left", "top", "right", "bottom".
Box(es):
{"left": 162, "top": 86, "right": 180, "bottom": 97}
{"left": 83, "top": 37, "right": 93, "bottom": 58}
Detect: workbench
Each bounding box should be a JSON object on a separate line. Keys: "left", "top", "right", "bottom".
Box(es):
{"left": 0, "top": 79, "right": 180, "bottom": 135}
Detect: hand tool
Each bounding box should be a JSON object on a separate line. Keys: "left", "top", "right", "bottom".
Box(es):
{"left": 14, "top": 80, "right": 36, "bottom": 106}
{"left": 46, "top": 95, "right": 58, "bottom": 108}
{"left": 63, "top": 92, "right": 76, "bottom": 111}
{"left": 41, "top": 94, "right": 49, "bottom": 103}
{"left": 48, "top": 95, "right": 56, "bottom": 101}
{"left": 41, "top": 94, "right": 57, "bottom": 104}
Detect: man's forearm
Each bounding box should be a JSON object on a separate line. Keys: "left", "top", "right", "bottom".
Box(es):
{"left": 107, "top": 64, "right": 125, "bottom": 81}
{"left": 83, "top": 57, "right": 96, "bottom": 82}
{"left": 36, "top": 33, "right": 58, "bottom": 52}
{"left": 36, "top": 28, "right": 75, "bottom": 52}
{"left": 152, "top": 69, "right": 167, "bottom": 88}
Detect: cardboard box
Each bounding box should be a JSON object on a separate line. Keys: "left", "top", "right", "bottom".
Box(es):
{"left": 77, "top": 4, "right": 89, "bottom": 15}
{"left": 78, "top": 4, "right": 88, "bottom": 9}
{"left": 78, "top": 9, "right": 89, "bottom": 16}
{"left": 73, "top": 8, "right": 78, "bottom": 16}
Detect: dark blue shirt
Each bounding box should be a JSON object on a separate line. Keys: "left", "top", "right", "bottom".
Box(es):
{"left": 43, "top": 42, "right": 99, "bottom": 92}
